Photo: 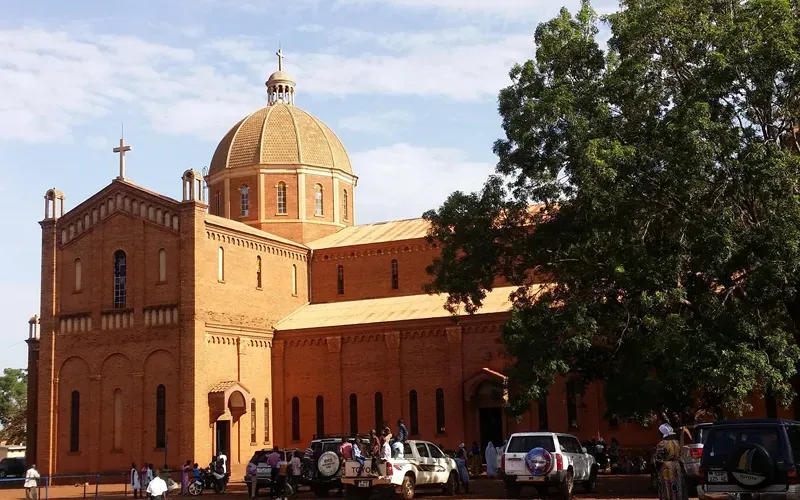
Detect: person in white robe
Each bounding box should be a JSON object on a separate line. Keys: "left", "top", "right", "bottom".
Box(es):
{"left": 485, "top": 442, "right": 498, "bottom": 477}
{"left": 130, "top": 462, "right": 141, "bottom": 499}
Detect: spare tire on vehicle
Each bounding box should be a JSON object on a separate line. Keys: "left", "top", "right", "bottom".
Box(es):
{"left": 726, "top": 443, "right": 774, "bottom": 490}
{"left": 318, "top": 451, "right": 341, "bottom": 477}
{"left": 525, "top": 447, "right": 553, "bottom": 476}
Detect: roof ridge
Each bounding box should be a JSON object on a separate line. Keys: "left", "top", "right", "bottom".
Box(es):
{"left": 259, "top": 105, "right": 276, "bottom": 164}
{"left": 226, "top": 108, "right": 259, "bottom": 170}
{"left": 285, "top": 105, "right": 304, "bottom": 164}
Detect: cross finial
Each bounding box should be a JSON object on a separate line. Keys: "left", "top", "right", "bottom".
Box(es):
{"left": 276, "top": 46, "right": 285, "bottom": 71}
{"left": 113, "top": 137, "right": 132, "bottom": 180}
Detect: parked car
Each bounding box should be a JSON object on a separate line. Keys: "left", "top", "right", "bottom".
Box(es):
{"left": 698, "top": 418, "right": 800, "bottom": 500}
{"left": 244, "top": 448, "right": 298, "bottom": 496}
{"left": 500, "top": 432, "right": 597, "bottom": 500}
{"left": 341, "top": 440, "right": 459, "bottom": 500}
{"left": 0, "top": 457, "right": 26, "bottom": 478}
{"left": 306, "top": 436, "right": 370, "bottom": 497}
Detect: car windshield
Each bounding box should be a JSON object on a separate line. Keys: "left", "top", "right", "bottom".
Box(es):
{"left": 704, "top": 426, "right": 784, "bottom": 466}
{"left": 507, "top": 435, "right": 556, "bottom": 453}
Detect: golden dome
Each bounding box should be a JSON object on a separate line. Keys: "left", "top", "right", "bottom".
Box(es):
{"left": 209, "top": 103, "right": 353, "bottom": 175}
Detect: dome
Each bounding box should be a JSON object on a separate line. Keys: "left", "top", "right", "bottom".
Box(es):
{"left": 209, "top": 103, "right": 353, "bottom": 175}
{"left": 267, "top": 70, "right": 294, "bottom": 83}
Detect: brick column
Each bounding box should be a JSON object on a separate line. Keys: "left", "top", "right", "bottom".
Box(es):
{"left": 326, "top": 337, "right": 343, "bottom": 435}
{"left": 272, "top": 340, "right": 285, "bottom": 445}
{"left": 25, "top": 318, "right": 40, "bottom": 467}
{"left": 133, "top": 372, "right": 144, "bottom": 461}
{"left": 446, "top": 326, "right": 465, "bottom": 445}
{"left": 384, "top": 332, "right": 402, "bottom": 424}
{"left": 89, "top": 375, "right": 102, "bottom": 471}
{"left": 37, "top": 217, "right": 58, "bottom": 475}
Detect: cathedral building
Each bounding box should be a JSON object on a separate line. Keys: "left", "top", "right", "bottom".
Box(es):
{"left": 28, "top": 55, "right": 777, "bottom": 479}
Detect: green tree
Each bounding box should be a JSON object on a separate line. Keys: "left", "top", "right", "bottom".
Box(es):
{"left": 0, "top": 369, "right": 27, "bottom": 443}
{"left": 424, "top": 0, "right": 800, "bottom": 422}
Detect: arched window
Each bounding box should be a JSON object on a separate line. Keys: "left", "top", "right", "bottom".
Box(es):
{"left": 277, "top": 182, "right": 287, "bottom": 214}
{"left": 113, "top": 250, "right": 127, "bottom": 309}
{"left": 264, "top": 398, "right": 270, "bottom": 443}
{"left": 215, "top": 190, "right": 221, "bottom": 215}
{"left": 391, "top": 259, "right": 399, "bottom": 290}
{"left": 316, "top": 395, "right": 325, "bottom": 437}
{"left": 349, "top": 394, "right": 358, "bottom": 435}
{"left": 156, "top": 385, "right": 166, "bottom": 448}
{"left": 256, "top": 256, "right": 262, "bottom": 288}
{"left": 314, "top": 184, "right": 323, "bottom": 216}
{"left": 70, "top": 390, "right": 80, "bottom": 452}
{"left": 374, "top": 392, "right": 384, "bottom": 431}
{"left": 291, "top": 264, "right": 298, "bottom": 295}
{"left": 291, "top": 397, "right": 300, "bottom": 441}
{"left": 218, "top": 247, "right": 224, "bottom": 282}
{"left": 240, "top": 185, "right": 249, "bottom": 216}
{"left": 113, "top": 389, "right": 123, "bottom": 450}
{"left": 566, "top": 380, "right": 578, "bottom": 429}
{"left": 158, "top": 249, "right": 166, "bottom": 282}
{"left": 342, "top": 189, "right": 348, "bottom": 220}
{"left": 74, "top": 258, "right": 82, "bottom": 292}
{"left": 337, "top": 265, "right": 344, "bottom": 295}
{"left": 538, "top": 392, "right": 549, "bottom": 430}
{"left": 409, "top": 390, "right": 419, "bottom": 435}
{"left": 250, "top": 398, "right": 257, "bottom": 444}
{"left": 435, "top": 388, "right": 446, "bottom": 435}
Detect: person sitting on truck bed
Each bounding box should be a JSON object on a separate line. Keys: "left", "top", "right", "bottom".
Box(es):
{"left": 352, "top": 439, "right": 366, "bottom": 477}
{"left": 339, "top": 438, "right": 353, "bottom": 460}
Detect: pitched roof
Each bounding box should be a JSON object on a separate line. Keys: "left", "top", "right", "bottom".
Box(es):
{"left": 205, "top": 214, "right": 308, "bottom": 250}
{"left": 275, "top": 285, "right": 534, "bottom": 331}
{"left": 307, "top": 218, "right": 430, "bottom": 249}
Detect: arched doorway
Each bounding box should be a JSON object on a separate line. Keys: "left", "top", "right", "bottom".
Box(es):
{"left": 463, "top": 368, "right": 508, "bottom": 452}
{"left": 208, "top": 381, "right": 251, "bottom": 463}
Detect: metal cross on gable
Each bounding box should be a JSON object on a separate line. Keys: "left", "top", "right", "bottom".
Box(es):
{"left": 113, "top": 137, "right": 132, "bottom": 180}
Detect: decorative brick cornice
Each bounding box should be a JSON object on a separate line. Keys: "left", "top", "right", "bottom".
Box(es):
{"left": 206, "top": 229, "right": 307, "bottom": 262}
{"left": 314, "top": 242, "right": 438, "bottom": 262}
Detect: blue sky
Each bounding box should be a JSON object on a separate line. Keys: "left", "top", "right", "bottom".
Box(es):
{"left": 0, "top": 0, "right": 615, "bottom": 369}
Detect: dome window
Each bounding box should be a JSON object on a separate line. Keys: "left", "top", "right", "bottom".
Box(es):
{"left": 240, "top": 185, "right": 250, "bottom": 217}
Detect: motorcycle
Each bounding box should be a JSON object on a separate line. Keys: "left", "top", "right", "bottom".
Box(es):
{"left": 188, "top": 468, "right": 228, "bottom": 496}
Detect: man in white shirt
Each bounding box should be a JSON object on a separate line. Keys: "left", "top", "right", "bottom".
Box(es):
{"left": 24, "top": 464, "right": 40, "bottom": 500}
{"left": 146, "top": 469, "right": 168, "bottom": 500}
{"left": 218, "top": 453, "right": 228, "bottom": 474}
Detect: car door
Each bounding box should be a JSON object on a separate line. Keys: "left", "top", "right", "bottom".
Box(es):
{"left": 426, "top": 444, "right": 450, "bottom": 485}
{"left": 414, "top": 442, "right": 434, "bottom": 485}
{"left": 559, "top": 436, "right": 585, "bottom": 480}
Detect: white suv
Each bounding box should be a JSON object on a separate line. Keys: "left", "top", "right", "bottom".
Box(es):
{"left": 500, "top": 432, "right": 598, "bottom": 499}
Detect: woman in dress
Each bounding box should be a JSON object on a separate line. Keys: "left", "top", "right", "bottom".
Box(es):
{"left": 654, "top": 424, "right": 688, "bottom": 500}
{"left": 181, "top": 460, "right": 192, "bottom": 495}
{"left": 485, "top": 441, "right": 498, "bottom": 478}
{"left": 455, "top": 444, "right": 470, "bottom": 493}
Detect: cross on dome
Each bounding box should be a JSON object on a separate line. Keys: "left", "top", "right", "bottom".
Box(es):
{"left": 266, "top": 46, "right": 296, "bottom": 106}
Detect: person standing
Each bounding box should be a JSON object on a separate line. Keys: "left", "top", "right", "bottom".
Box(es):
{"left": 146, "top": 469, "right": 168, "bottom": 500}
{"left": 24, "top": 464, "right": 39, "bottom": 500}
{"left": 267, "top": 446, "right": 282, "bottom": 497}
{"left": 131, "top": 462, "right": 142, "bottom": 499}
{"left": 181, "top": 460, "right": 192, "bottom": 495}
{"left": 485, "top": 441, "right": 498, "bottom": 478}
{"left": 218, "top": 452, "right": 228, "bottom": 475}
{"left": 655, "top": 425, "right": 688, "bottom": 500}
{"left": 455, "top": 444, "right": 470, "bottom": 493}
{"left": 290, "top": 451, "right": 303, "bottom": 492}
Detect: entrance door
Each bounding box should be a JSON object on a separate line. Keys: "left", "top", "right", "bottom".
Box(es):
{"left": 216, "top": 421, "right": 230, "bottom": 461}
{"left": 479, "top": 407, "right": 504, "bottom": 454}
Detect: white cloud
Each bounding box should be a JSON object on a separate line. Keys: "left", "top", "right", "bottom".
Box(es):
{"left": 351, "top": 143, "right": 492, "bottom": 222}
{"left": 86, "top": 135, "right": 107, "bottom": 150}
{"left": 0, "top": 23, "right": 532, "bottom": 143}
{"left": 336, "top": 0, "right": 619, "bottom": 20}
{"left": 338, "top": 110, "right": 415, "bottom": 134}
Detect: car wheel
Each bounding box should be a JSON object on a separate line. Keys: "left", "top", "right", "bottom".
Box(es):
{"left": 443, "top": 472, "right": 458, "bottom": 496}
{"left": 505, "top": 483, "right": 521, "bottom": 498}
{"left": 558, "top": 470, "right": 574, "bottom": 500}
{"left": 584, "top": 467, "right": 598, "bottom": 493}
{"left": 400, "top": 474, "right": 415, "bottom": 500}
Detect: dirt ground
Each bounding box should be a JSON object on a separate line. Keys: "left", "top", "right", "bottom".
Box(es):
{"left": 0, "top": 474, "right": 663, "bottom": 500}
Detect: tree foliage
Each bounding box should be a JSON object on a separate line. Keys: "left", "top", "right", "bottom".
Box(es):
{"left": 424, "top": 0, "right": 800, "bottom": 422}
{"left": 0, "top": 369, "right": 27, "bottom": 444}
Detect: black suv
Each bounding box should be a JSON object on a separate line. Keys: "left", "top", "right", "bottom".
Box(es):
{"left": 0, "top": 457, "right": 26, "bottom": 478}
{"left": 698, "top": 418, "right": 800, "bottom": 500}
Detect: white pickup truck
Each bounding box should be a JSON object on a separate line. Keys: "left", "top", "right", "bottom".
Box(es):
{"left": 341, "top": 440, "right": 459, "bottom": 500}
